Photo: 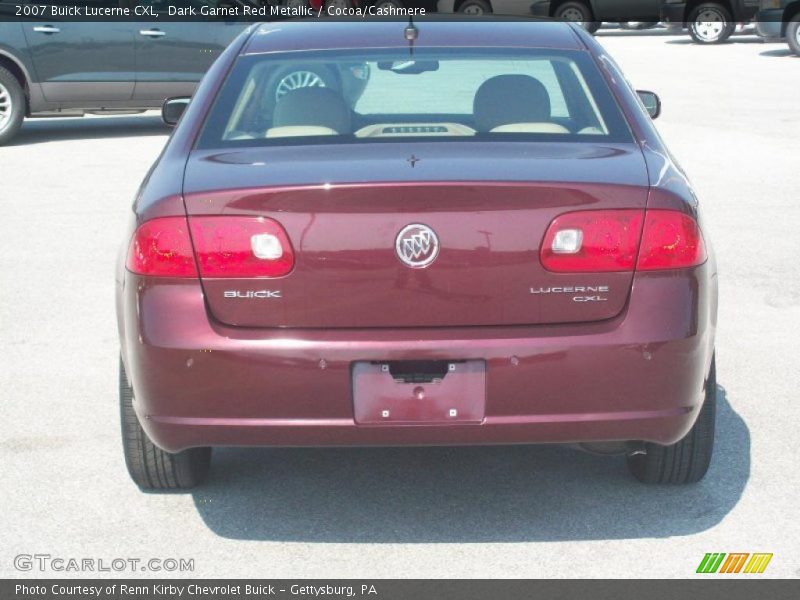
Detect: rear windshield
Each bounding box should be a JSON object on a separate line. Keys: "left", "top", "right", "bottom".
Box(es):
{"left": 196, "top": 48, "right": 632, "bottom": 149}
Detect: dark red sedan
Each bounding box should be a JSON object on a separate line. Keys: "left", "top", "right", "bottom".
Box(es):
{"left": 117, "top": 20, "right": 717, "bottom": 490}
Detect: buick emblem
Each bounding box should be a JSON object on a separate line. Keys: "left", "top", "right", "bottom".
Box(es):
{"left": 395, "top": 223, "right": 439, "bottom": 268}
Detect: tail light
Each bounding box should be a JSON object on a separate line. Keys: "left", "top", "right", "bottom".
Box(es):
{"left": 189, "top": 216, "right": 294, "bottom": 278}
{"left": 126, "top": 217, "right": 198, "bottom": 277}
{"left": 541, "top": 209, "right": 705, "bottom": 273}
{"left": 636, "top": 210, "right": 707, "bottom": 270}
{"left": 126, "top": 216, "right": 294, "bottom": 278}
{"left": 541, "top": 210, "right": 643, "bottom": 272}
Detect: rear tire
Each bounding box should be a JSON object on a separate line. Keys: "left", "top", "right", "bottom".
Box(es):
{"left": 0, "top": 66, "right": 25, "bottom": 146}
{"left": 457, "top": 0, "right": 492, "bottom": 14}
{"left": 687, "top": 3, "right": 735, "bottom": 44}
{"left": 627, "top": 356, "right": 716, "bottom": 484}
{"left": 554, "top": 2, "right": 599, "bottom": 34}
{"left": 787, "top": 14, "right": 800, "bottom": 57}
{"left": 120, "top": 358, "right": 211, "bottom": 490}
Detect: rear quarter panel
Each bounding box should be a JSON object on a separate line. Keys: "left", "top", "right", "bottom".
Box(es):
{"left": 576, "top": 24, "right": 718, "bottom": 376}
{"left": 117, "top": 25, "right": 256, "bottom": 373}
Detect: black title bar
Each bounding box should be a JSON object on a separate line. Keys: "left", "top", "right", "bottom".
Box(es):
{"left": 0, "top": 1, "right": 786, "bottom": 23}
{"left": 3, "top": 579, "right": 800, "bottom": 600}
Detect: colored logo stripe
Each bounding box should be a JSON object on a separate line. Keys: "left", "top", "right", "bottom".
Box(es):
{"left": 696, "top": 553, "right": 773, "bottom": 574}
{"left": 697, "top": 553, "right": 726, "bottom": 573}
{"left": 719, "top": 553, "right": 749, "bottom": 573}
{"left": 744, "top": 553, "right": 773, "bottom": 574}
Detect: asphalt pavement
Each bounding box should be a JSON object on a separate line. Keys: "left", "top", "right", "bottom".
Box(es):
{"left": 1, "top": 29, "right": 799, "bottom": 578}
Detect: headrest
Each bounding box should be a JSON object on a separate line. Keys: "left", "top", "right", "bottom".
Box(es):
{"left": 473, "top": 75, "right": 552, "bottom": 132}
{"left": 266, "top": 125, "right": 339, "bottom": 138}
{"left": 272, "top": 87, "right": 351, "bottom": 134}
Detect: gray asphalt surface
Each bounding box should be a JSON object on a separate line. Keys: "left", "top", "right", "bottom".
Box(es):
{"left": 1, "top": 30, "right": 799, "bottom": 579}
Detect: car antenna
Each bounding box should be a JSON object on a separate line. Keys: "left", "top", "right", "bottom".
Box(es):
{"left": 404, "top": 17, "right": 418, "bottom": 57}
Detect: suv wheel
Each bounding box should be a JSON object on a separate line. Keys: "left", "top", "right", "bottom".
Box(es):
{"left": 554, "top": 2, "right": 600, "bottom": 34}
{"left": 687, "top": 3, "right": 735, "bottom": 44}
{"left": 627, "top": 356, "right": 717, "bottom": 484}
{"left": 0, "top": 66, "right": 25, "bottom": 146}
{"left": 120, "top": 358, "right": 211, "bottom": 490}
{"left": 788, "top": 14, "right": 800, "bottom": 57}
{"left": 457, "top": 0, "right": 492, "bottom": 14}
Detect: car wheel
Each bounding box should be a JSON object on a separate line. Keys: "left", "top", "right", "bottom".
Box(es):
{"left": 0, "top": 66, "right": 25, "bottom": 146}
{"left": 627, "top": 356, "right": 716, "bottom": 484}
{"left": 619, "top": 21, "right": 658, "bottom": 30}
{"left": 554, "top": 2, "right": 599, "bottom": 34}
{"left": 457, "top": 0, "right": 492, "bottom": 15}
{"left": 787, "top": 14, "right": 800, "bottom": 57}
{"left": 269, "top": 65, "right": 339, "bottom": 105}
{"left": 120, "top": 358, "right": 211, "bottom": 490}
{"left": 687, "top": 3, "right": 735, "bottom": 44}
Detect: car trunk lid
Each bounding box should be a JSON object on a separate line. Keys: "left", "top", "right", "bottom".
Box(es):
{"left": 183, "top": 142, "right": 649, "bottom": 328}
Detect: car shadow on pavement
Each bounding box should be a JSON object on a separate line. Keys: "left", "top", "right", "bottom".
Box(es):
{"left": 192, "top": 384, "right": 748, "bottom": 543}
{"left": 666, "top": 37, "right": 763, "bottom": 45}
{"left": 759, "top": 48, "right": 796, "bottom": 58}
{"left": 596, "top": 30, "right": 681, "bottom": 38}
{"left": 7, "top": 115, "right": 168, "bottom": 145}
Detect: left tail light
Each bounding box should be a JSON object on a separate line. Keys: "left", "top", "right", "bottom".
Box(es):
{"left": 126, "top": 216, "right": 295, "bottom": 278}
{"left": 188, "top": 216, "right": 294, "bottom": 278}
{"left": 126, "top": 217, "right": 198, "bottom": 277}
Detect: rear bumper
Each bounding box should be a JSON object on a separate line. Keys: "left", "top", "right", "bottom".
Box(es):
{"left": 119, "top": 265, "right": 716, "bottom": 453}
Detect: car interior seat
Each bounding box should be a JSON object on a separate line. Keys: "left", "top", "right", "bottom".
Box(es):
{"left": 266, "top": 87, "right": 352, "bottom": 138}
{"left": 473, "top": 74, "right": 570, "bottom": 134}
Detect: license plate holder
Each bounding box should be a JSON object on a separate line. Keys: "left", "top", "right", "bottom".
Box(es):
{"left": 353, "top": 360, "right": 486, "bottom": 425}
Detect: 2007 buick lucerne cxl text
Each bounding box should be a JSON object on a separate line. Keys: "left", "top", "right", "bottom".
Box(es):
{"left": 116, "top": 20, "right": 718, "bottom": 490}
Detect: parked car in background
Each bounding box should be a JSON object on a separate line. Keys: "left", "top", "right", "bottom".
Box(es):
{"left": 755, "top": 0, "right": 800, "bottom": 56}
{"left": 364, "top": 0, "right": 441, "bottom": 11}
{"left": 0, "top": 1, "right": 241, "bottom": 144}
{"left": 530, "top": 1, "right": 661, "bottom": 32}
{"left": 118, "top": 19, "right": 717, "bottom": 490}
{"left": 661, "top": 0, "right": 761, "bottom": 43}
{"left": 0, "top": 0, "right": 373, "bottom": 145}
{"left": 294, "top": 0, "right": 440, "bottom": 12}
{"left": 436, "top": 1, "right": 662, "bottom": 33}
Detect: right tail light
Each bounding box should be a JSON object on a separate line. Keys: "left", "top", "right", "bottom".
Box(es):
{"left": 636, "top": 210, "right": 707, "bottom": 271}
{"left": 541, "top": 209, "right": 706, "bottom": 273}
